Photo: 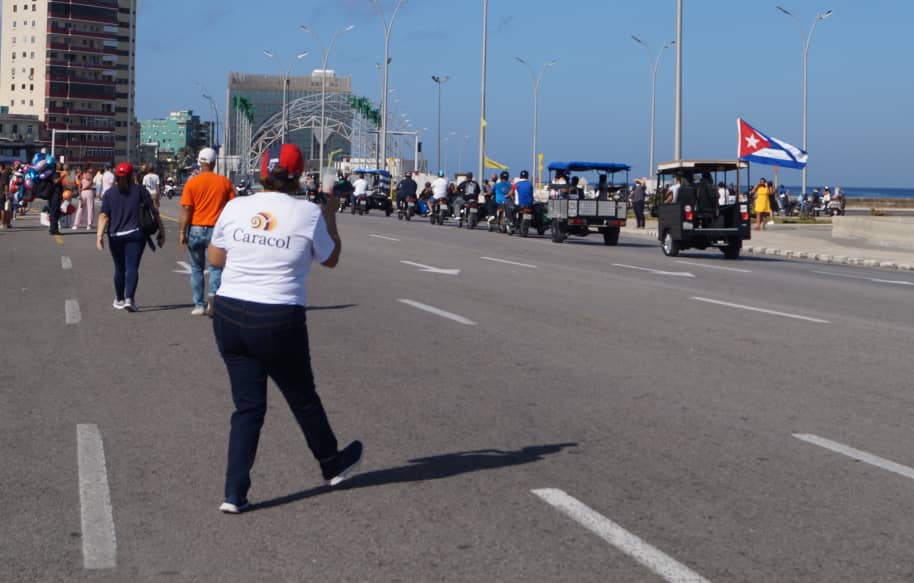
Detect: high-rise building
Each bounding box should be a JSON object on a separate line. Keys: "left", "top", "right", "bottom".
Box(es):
{"left": 0, "top": 0, "right": 138, "bottom": 166}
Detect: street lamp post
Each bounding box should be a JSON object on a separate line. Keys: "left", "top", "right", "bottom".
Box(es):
{"left": 430, "top": 75, "right": 449, "bottom": 171}
{"left": 301, "top": 25, "right": 355, "bottom": 174}
{"left": 478, "top": 0, "right": 488, "bottom": 182}
{"left": 777, "top": 5, "right": 833, "bottom": 196}
{"left": 370, "top": 0, "right": 407, "bottom": 172}
{"left": 262, "top": 50, "right": 309, "bottom": 143}
{"left": 443, "top": 131, "right": 456, "bottom": 177}
{"left": 631, "top": 37, "right": 674, "bottom": 185}
{"left": 458, "top": 134, "right": 469, "bottom": 173}
{"left": 515, "top": 56, "right": 556, "bottom": 186}
{"left": 674, "top": 0, "right": 683, "bottom": 161}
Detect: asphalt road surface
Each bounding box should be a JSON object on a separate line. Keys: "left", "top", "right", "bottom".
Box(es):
{"left": 3, "top": 198, "right": 914, "bottom": 582}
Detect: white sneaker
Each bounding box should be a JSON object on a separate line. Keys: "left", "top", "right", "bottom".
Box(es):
{"left": 219, "top": 501, "right": 250, "bottom": 514}
{"left": 190, "top": 306, "right": 206, "bottom": 316}
{"left": 112, "top": 299, "right": 126, "bottom": 310}
{"left": 124, "top": 299, "right": 137, "bottom": 312}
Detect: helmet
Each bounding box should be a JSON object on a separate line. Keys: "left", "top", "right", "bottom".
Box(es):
{"left": 520, "top": 170, "right": 529, "bottom": 179}
{"left": 115, "top": 162, "right": 133, "bottom": 177}
{"left": 466, "top": 172, "right": 473, "bottom": 179}
{"left": 500, "top": 171, "right": 509, "bottom": 180}
{"left": 438, "top": 170, "right": 445, "bottom": 177}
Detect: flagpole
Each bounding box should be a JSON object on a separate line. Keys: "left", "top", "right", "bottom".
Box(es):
{"left": 478, "top": 0, "right": 488, "bottom": 181}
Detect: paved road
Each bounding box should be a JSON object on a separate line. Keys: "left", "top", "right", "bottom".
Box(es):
{"left": 3, "top": 199, "right": 914, "bottom": 582}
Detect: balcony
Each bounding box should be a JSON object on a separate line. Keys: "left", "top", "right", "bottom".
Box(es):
{"left": 47, "top": 25, "right": 118, "bottom": 40}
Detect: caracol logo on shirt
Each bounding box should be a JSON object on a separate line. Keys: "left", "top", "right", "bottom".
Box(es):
{"left": 250, "top": 211, "right": 277, "bottom": 231}
{"left": 233, "top": 211, "right": 291, "bottom": 249}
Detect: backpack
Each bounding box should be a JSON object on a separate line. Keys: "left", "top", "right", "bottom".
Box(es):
{"left": 137, "top": 187, "right": 159, "bottom": 236}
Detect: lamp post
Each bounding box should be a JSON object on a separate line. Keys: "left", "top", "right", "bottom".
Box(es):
{"left": 458, "top": 134, "right": 469, "bottom": 173}
{"left": 631, "top": 37, "right": 674, "bottom": 184}
{"left": 370, "top": 0, "right": 407, "bottom": 171}
{"left": 515, "top": 56, "right": 556, "bottom": 186}
{"left": 443, "top": 131, "right": 456, "bottom": 177}
{"left": 674, "top": 0, "right": 683, "bottom": 161}
{"left": 301, "top": 24, "right": 354, "bottom": 174}
{"left": 478, "top": 0, "right": 488, "bottom": 182}
{"left": 262, "top": 50, "right": 309, "bottom": 143}
{"left": 430, "top": 75, "right": 449, "bottom": 171}
{"left": 776, "top": 5, "right": 833, "bottom": 196}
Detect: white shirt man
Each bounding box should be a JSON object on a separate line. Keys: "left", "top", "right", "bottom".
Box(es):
{"left": 101, "top": 167, "right": 115, "bottom": 195}
{"left": 352, "top": 176, "right": 369, "bottom": 196}
{"left": 665, "top": 178, "right": 682, "bottom": 203}
{"left": 142, "top": 169, "right": 161, "bottom": 207}
{"left": 431, "top": 176, "right": 448, "bottom": 200}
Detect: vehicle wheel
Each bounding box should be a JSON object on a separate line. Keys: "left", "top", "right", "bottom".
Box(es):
{"left": 405, "top": 211, "right": 411, "bottom": 222}
{"left": 602, "top": 227, "right": 620, "bottom": 246}
{"left": 439, "top": 210, "right": 447, "bottom": 225}
{"left": 551, "top": 222, "right": 565, "bottom": 243}
{"left": 661, "top": 230, "right": 680, "bottom": 257}
{"left": 520, "top": 220, "right": 530, "bottom": 238}
{"left": 537, "top": 225, "right": 546, "bottom": 236}
{"left": 350, "top": 206, "right": 356, "bottom": 215}
{"left": 430, "top": 213, "right": 437, "bottom": 225}
{"left": 721, "top": 237, "right": 741, "bottom": 259}
{"left": 386, "top": 208, "right": 392, "bottom": 217}
{"left": 487, "top": 220, "right": 494, "bottom": 232}
{"left": 469, "top": 216, "right": 478, "bottom": 229}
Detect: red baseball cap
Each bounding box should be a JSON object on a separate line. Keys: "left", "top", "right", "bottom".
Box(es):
{"left": 115, "top": 162, "right": 134, "bottom": 177}
{"left": 261, "top": 144, "right": 305, "bottom": 180}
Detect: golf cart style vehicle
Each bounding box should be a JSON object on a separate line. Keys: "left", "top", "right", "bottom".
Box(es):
{"left": 654, "top": 160, "right": 751, "bottom": 259}
{"left": 353, "top": 168, "right": 394, "bottom": 216}
{"left": 546, "top": 161, "right": 631, "bottom": 245}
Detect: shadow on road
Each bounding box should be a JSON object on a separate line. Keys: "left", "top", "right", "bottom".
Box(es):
{"left": 140, "top": 303, "right": 195, "bottom": 312}
{"left": 250, "top": 442, "right": 577, "bottom": 511}
{"left": 305, "top": 304, "right": 358, "bottom": 312}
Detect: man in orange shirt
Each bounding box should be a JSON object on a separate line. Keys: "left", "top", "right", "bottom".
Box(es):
{"left": 179, "top": 147, "right": 236, "bottom": 316}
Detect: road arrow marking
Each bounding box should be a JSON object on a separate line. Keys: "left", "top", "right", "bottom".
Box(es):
{"left": 400, "top": 260, "right": 460, "bottom": 276}
{"left": 613, "top": 263, "right": 695, "bottom": 278}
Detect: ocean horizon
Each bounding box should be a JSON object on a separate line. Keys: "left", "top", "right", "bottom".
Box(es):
{"left": 779, "top": 186, "right": 914, "bottom": 199}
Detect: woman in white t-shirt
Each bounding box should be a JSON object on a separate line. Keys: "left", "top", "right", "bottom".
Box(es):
{"left": 207, "top": 143, "right": 362, "bottom": 514}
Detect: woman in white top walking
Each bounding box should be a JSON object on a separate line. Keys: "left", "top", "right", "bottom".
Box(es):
{"left": 208, "top": 143, "right": 361, "bottom": 513}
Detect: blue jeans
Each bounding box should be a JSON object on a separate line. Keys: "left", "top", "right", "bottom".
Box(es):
{"left": 187, "top": 226, "right": 222, "bottom": 308}
{"left": 108, "top": 230, "right": 146, "bottom": 301}
{"left": 212, "top": 296, "right": 339, "bottom": 504}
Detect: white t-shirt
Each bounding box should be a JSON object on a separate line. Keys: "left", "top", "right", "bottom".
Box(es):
{"left": 211, "top": 192, "right": 336, "bottom": 306}
{"left": 142, "top": 172, "right": 160, "bottom": 196}
{"left": 102, "top": 170, "right": 115, "bottom": 194}
{"left": 353, "top": 178, "right": 369, "bottom": 196}
{"left": 669, "top": 183, "right": 681, "bottom": 203}
{"left": 431, "top": 177, "right": 448, "bottom": 199}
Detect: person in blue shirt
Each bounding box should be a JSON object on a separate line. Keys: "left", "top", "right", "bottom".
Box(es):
{"left": 514, "top": 170, "right": 534, "bottom": 207}
{"left": 488, "top": 171, "right": 512, "bottom": 225}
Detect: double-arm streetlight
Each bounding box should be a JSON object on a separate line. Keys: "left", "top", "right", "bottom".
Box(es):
{"left": 370, "top": 0, "right": 407, "bottom": 171}
{"left": 776, "top": 5, "right": 833, "bottom": 196}
{"left": 515, "top": 56, "right": 556, "bottom": 186}
{"left": 430, "top": 75, "right": 450, "bottom": 171}
{"left": 631, "top": 37, "right": 674, "bottom": 184}
{"left": 300, "top": 24, "right": 355, "bottom": 172}
{"left": 262, "top": 50, "right": 309, "bottom": 143}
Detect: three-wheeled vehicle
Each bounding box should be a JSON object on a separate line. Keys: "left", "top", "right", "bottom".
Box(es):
{"left": 654, "top": 160, "right": 751, "bottom": 259}
{"left": 546, "top": 161, "right": 631, "bottom": 245}
{"left": 354, "top": 168, "right": 394, "bottom": 216}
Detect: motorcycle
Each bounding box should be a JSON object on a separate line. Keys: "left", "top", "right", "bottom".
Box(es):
{"left": 397, "top": 196, "right": 417, "bottom": 221}
{"left": 163, "top": 183, "right": 176, "bottom": 200}
{"left": 429, "top": 198, "right": 449, "bottom": 225}
{"left": 459, "top": 199, "right": 481, "bottom": 229}
{"left": 827, "top": 198, "right": 845, "bottom": 217}
{"left": 338, "top": 195, "right": 350, "bottom": 213}
{"left": 235, "top": 181, "right": 253, "bottom": 197}
{"left": 353, "top": 194, "right": 370, "bottom": 215}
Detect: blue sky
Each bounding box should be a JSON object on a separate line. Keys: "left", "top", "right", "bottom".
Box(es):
{"left": 132, "top": 0, "right": 913, "bottom": 187}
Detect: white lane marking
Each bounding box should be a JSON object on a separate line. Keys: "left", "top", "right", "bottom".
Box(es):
{"left": 613, "top": 263, "right": 695, "bottom": 278}
{"left": 676, "top": 260, "right": 750, "bottom": 273}
{"left": 480, "top": 256, "right": 538, "bottom": 269}
{"left": 690, "top": 296, "right": 829, "bottom": 324}
{"left": 65, "top": 299, "right": 82, "bottom": 325}
{"left": 533, "top": 489, "right": 710, "bottom": 583}
{"left": 400, "top": 260, "right": 460, "bottom": 276}
{"left": 812, "top": 270, "right": 914, "bottom": 287}
{"left": 397, "top": 299, "right": 477, "bottom": 326}
{"left": 77, "top": 424, "right": 117, "bottom": 569}
{"left": 370, "top": 234, "right": 401, "bottom": 242}
{"left": 62, "top": 256, "right": 73, "bottom": 270}
{"left": 794, "top": 433, "right": 914, "bottom": 482}
{"left": 173, "top": 261, "right": 207, "bottom": 275}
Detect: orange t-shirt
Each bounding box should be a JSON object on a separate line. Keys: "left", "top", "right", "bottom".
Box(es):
{"left": 180, "top": 171, "right": 236, "bottom": 226}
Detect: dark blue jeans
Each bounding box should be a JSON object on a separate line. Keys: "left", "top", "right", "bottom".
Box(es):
{"left": 108, "top": 230, "right": 146, "bottom": 301}
{"left": 212, "top": 296, "right": 339, "bottom": 504}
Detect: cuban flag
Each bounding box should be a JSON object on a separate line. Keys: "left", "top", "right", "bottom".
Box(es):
{"left": 737, "top": 118, "right": 808, "bottom": 169}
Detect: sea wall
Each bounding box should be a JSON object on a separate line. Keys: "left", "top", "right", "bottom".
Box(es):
{"left": 832, "top": 216, "right": 914, "bottom": 250}
{"left": 845, "top": 197, "right": 914, "bottom": 209}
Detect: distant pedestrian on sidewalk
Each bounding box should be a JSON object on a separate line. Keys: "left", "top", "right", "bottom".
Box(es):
{"left": 95, "top": 162, "right": 165, "bottom": 312}
{"left": 0, "top": 163, "right": 11, "bottom": 228}
{"left": 629, "top": 179, "right": 646, "bottom": 228}
{"left": 71, "top": 165, "right": 96, "bottom": 230}
{"left": 179, "top": 147, "right": 235, "bottom": 317}
{"left": 208, "top": 143, "right": 361, "bottom": 514}
{"left": 751, "top": 177, "right": 771, "bottom": 230}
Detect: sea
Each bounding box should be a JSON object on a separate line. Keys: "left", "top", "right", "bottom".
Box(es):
{"left": 781, "top": 186, "right": 914, "bottom": 199}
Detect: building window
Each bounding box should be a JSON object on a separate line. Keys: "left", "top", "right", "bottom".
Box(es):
{"left": 10, "top": 85, "right": 14, "bottom": 92}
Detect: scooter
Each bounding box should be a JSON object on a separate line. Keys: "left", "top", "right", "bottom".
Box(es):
{"left": 353, "top": 194, "right": 370, "bottom": 215}
{"left": 429, "top": 198, "right": 449, "bottom": 225}
{"left": 459, "top": 199, "right": 480, "bottom": 229}
{"left": 397, "top": 196, "right": 417, "bottom": 221}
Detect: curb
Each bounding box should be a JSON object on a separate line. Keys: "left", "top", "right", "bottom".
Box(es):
{"left": 622, "top": 228, "right": 913, "bottom": 272}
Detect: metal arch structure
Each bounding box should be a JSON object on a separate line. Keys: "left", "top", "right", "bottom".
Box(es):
{"left": 247, "top": 92, "right": 356, "bottom": 172}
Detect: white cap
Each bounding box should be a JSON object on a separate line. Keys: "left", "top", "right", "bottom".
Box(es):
{"left": 197, "top": 147, "right": 216, "bottom": 165}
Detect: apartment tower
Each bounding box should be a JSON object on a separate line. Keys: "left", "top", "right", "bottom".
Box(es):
{"left": 0, "top": 0, "right": 138, "bottom": 165}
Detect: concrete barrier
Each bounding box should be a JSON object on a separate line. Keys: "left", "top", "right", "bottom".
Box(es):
{"left": 832, "top": 216, "right": 914, "bottom": 250}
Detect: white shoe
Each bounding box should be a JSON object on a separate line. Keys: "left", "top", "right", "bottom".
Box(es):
{"left": 71, "top": 225, "right": 79, "bottom": 230}
{"left": 86, "top": 226, "right": 93, "bottom": 231}
{"left": 124, "top": 299, "right": 137, "bottom": 312}
{"left": 219, "top": 501, "right": 250, "bottom": 514}
{"left": 190, "top": 306, "right": 206, "bottom": 316}
{"left": 112, "top": 299, "right": 126, "bottom": 310}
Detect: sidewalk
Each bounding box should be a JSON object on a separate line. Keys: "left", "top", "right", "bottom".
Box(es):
{"left": 624, "top": 220, "right": 914, "bottom": 271}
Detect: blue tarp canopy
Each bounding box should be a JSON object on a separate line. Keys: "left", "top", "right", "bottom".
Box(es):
{"left": 354, "top": 168, "right": 391, "bottom": 176}
{"left": 547, "top": 161, "right": 631, "bottom": 173}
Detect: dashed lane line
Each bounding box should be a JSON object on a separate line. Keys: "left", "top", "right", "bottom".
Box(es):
{"left": 397, "top": 299, "right": 477, "bottom": 326}
{"left": 77, "top": 424, "right": 117, "bottom": 569}
{"left": 54, "top": 234, "right": 64, "bottom": 245}
{"left": 480, "top": 256, "right": 538, "bottom": 269}
{"left": 812, "top": 270, "right": 914, "bottom": 287}
{"left": 65, "top": 299, "right": 82, "bottom": 325}
{"left": 794, "top": 433, "right": 914, "bottom": 482}
{"left": 533, "top": 489, "right": 711, "bottom": 583}
{"left": 675, "top": 260, "right": 751, "bottom": 273}
{"left": 690, "top": 296, "right": 829, "bottom": 324}
{"left": 62, "top": 256, "right": 73, "bottom": 270}
{"left": 370, "top": 234, "right": 401, "bottom": 242}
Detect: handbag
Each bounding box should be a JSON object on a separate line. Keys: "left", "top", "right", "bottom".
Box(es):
{"left": 137, "top": 188, "right": 159, "bottom": 236}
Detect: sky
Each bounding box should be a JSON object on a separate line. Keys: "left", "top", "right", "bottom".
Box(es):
{"left": 128, "top": 0, "right": 912, "bottom": 187}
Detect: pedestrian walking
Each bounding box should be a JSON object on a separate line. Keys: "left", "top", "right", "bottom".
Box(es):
{"left": 95, "top": 162, "right": 165, "bottom": 312}
{"left": 71, "top": 165, "right": 96, "bottom": 230}
{"left": 629, "top": 179, "right": 647, "bottom": 228}
{"left": 178, "top": 147, "right": 235, "bottom": 316}
{"left": 208, "top": 143, "right": 361, "bottom": 514}
{"left": 141, "top": 164, "right": 161, "bottom": 208}
{"left": 751, "top": 177, "right": 771, "bottom": 230}
{"left": 0, "top": 163, "right": 11, "bottom": 229}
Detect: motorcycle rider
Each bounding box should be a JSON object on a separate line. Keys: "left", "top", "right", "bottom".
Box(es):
{"left": 511, "top": 170, "right": 534, "bottom": 225}
{"left": 396, "top": 171, "right": 418, "bottom": 209}
{"left": 453, "top": 171, "right": 481, "bottom": 223}
{"left": 351, "top": 172, "right": 369, "bottom": 208}
{"left": 488, "top": 171, "right": 512, "bottom": 226}
{"left": 430, "top": 170, "right": 449, "bottom": 215}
